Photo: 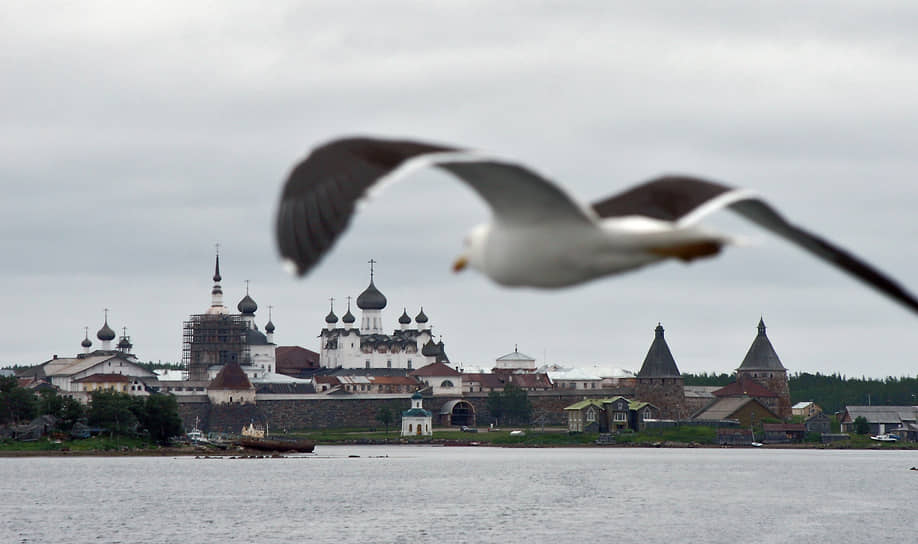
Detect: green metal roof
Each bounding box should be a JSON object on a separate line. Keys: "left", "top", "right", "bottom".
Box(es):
{"left": 563, "top": 399, "right": 608, "bottom": 411}
{"left": 402, "top": 408, "right": 431, "bottom": 417}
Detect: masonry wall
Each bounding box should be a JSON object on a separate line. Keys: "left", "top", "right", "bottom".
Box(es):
{"left": 177, "top": 388, "right": 635, "bottom": 432}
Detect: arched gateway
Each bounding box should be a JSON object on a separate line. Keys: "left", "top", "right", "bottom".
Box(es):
{"left": 439, "top": 399, "right": 476, "bottom": 427}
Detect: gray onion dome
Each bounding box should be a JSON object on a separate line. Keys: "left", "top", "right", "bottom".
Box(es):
{"left": 265, "top": 320, "right": 275, "bottom": 333}
{"left": 238, "top": 294, "right": 257, "bottom": 314}
{"left": 81, "top": 336, "right": 92, "bottom": 348}
{"left": 398, "top": 308, "right": 411, "bottom": 324}
{"left": 325, "top": 309, "right": 338, "bottom": 323}
{"left": 356, "top": 280, "right": 387, "bottom": 310}
{"left": 97, "top": 321, "right": 116, "bottom": 342}
{"left": 118, "top": 336, "right": 131, "bottom": 349}
{"left": 342, "top": 308, "right": 356, "bottom": 323}
{"left": 415, "top": 307, "right": 428, "bottom": 324}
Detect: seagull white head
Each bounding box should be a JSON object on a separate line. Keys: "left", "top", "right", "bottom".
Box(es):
{"left": 453, "top": 223, "right": 489, "bottom": 274}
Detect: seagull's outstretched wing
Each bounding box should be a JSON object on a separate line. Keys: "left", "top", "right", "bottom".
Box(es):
{"left": 592, "top": 175, "right": 918, "bottom": 314}
{"left": 277, "top": 137, "right": 595, "bottom": 276}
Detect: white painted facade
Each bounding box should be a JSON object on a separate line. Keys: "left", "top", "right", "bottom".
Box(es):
{"left": 400, "top": 392, "right": 432, "bottom": 437}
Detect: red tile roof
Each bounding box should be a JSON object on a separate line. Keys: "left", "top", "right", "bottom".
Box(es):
{"left": 208, "top": 363, "right": 253, "bottom": 390}
{"left": 409, "top": 362, "right": 460, "bottom": 377}
{"left": 73, "top": 373, "right": 131, "bottom": 383}
{"left": 713, "top": 377, "right": 778, "bottom": 398}
{"left": 275, "top": 346, "right": 320, "bottom": 375}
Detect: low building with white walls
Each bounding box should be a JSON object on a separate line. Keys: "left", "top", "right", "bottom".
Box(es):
{"left": 410, "top": 362, "right": 463, "bottom": 396}
{"left": 18, "top": 312, "right": 158, "bottom": 403}
{"left": 401, "top": 391, "right": 432, "bottom": 437}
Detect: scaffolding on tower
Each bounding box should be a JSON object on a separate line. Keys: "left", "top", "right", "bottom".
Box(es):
{"left": 182, "top": 313, "right": 250, "bottom": 381}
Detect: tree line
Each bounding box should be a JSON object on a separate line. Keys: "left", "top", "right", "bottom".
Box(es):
{"left": 0, "top": 376, "right": 183, "bottom": 444}
{"left": 683, "top": 371, "right": 918, "bottom": 414}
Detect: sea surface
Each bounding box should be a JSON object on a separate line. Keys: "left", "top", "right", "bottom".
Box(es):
{"left": 1, "top": 446, "right": 915, "bottom": 544}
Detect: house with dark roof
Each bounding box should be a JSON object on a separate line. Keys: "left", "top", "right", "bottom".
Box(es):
{"left": 693, "top": 396, "right": 778, "bottom": 428}
{"left": 563, "top": 396, "right": 661, "bottom": 433}
{"left": 762, "top": 423, "right": 806, "bottom": 443}
{"left": 840, "top": 405, "right": 918, "bottom": 440}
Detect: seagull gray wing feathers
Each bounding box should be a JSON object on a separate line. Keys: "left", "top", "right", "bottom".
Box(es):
{"left": 592, "top": 176, "right": 918, "bottom": 314}
{"left": 277, "top": 137, "right": 595, "bottom": 276}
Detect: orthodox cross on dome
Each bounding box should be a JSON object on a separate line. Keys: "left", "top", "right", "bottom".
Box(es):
{"left": 104, "top": 308, "right": 109, "bottom": 322}
{"left": 329, "top": 297, "right": 335, "bottom": 311}
{"left": 268, "top": 305, "right": 273, "bottom": 320}
{"left": 245, "top": 279, "right": 250, "bottom": 294}
{"left": 368, "top": 258, "right": 377, "bottom": 281}
{"left": 122, "top": 327, "right": 127, "bottom": 336}
{"left": 346, "top": 295, "right": 351, "bottom": 309}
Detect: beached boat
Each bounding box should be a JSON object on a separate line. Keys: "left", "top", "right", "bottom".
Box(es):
{"left": 235, "top": 437, "right": 315, "bottom": 453}
{"left": 870, "top": 434, "right": 899, "bottom": 442}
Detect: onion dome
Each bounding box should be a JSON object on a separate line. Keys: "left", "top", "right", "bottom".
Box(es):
{"left": 398, "top": 308, "right": 411, "bottom": 325}
{"left": 97, "top": 320, "right": 116, "bottom": 342}
{"left": 342, "top": 307, "right": 355, "bottom": 324}
{"left": 81, "top": 334, "right": 92, "bottom": 349}
{"left": 356, "top": 280, "right": 387, "bottom": 310}
{"left": 118, "top": 336, "right": 132, "bottom": 349}
{"left": 265, "top": 320, "right": 275, "bottom": 333}
{"left": 238, "top": 294, "right": 257, "bottom": 315}
{"left": 325, "top": 309, "right": 338, "bottom": 324}
{"left": 415, "top": 307, "right": 428, "bottom": 324}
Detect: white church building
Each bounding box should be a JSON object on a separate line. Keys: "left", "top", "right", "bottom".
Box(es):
{"left": 318, "top": 263, "right": 450, "bottom": 370}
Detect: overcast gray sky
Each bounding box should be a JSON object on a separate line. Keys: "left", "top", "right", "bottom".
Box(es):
{"left": 3, "top": 1, "right": 917, "bottom": 378}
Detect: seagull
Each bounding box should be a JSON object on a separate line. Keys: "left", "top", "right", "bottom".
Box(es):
{"left": 275, "top": 136, "right": 918, "bottom": 315}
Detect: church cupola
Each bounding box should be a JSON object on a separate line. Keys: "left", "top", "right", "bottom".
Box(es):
{"left": 265, "top": 306, "right": 275, "bottom": 343}
{"left": 117, "top": 327, "right": 133, "bottom": 354}
{"left": 358, "top": 260, "right": 386, "bottom": 333}
{"left": 96, "top": 309, "right": 116, "bottom": 350}
{"left": 207, "top": 246, "right": 228, "bottom": 315}
{"left": 81, "top": 327, "right": 92, "bottom": 354}
{"left": 342, "top": 296, "right": 356, "bottom": 329}
{"left": 237, "top": 280, "right": 257, "bottom": 327}
{"left": 325, "top": 298, "right": 339, "bottom": 330}
{"left": 415, "top": 307, "right": 429, "bottom": 330}
{"left": 398, "top": 308, "right": 411, "bottom": 330}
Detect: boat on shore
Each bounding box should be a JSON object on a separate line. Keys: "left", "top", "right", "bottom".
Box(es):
{"left": 234, "top": 422, "right": 315, "bottom": 452}
{"left": 870, "top": 434, "right": 899, "bottom": 442}
{"left": 235, "top": 437, "right": 315, "bottom": 453}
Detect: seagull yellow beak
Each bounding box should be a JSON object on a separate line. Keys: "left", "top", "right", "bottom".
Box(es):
{"left": 452, "top": 256, "right": 468, "bottom": 272}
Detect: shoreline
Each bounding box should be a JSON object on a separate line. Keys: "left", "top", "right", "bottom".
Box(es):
{"left": 1, "top": 439, "right": 912, "bottom": 457}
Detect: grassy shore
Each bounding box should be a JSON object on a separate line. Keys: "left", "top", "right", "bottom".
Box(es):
{"left": 2, "top": 427, "right": 915, "bottom": 456}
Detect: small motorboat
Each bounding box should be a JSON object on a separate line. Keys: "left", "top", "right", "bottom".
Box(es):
{"left": 870, "top": 434, "right": 899, "bottom": 442}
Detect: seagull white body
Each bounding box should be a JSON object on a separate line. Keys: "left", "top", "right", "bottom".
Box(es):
{"left": 275, "top": 136, "right": 918, "bottom": 315}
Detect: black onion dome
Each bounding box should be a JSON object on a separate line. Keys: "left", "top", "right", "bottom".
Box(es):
{"left": 81, "top": 336, "right": 92, "bottom": 348}
{"left": 97, "top": 321, "right": 116, "bottom": 341}
{"left": 213, "top": 254, "right": 222, "bottom": 282}
{"left": 325, "top": 309, "right": 338, "bottom": 323}
{"left": 398, "top": 308, "right": 411, "bottom": 324}
{"left": 238, "top": 294, "right": 257, "bottom": 314}
{"left": 118, "top": 337, "right": 131, "bottom": 349}
{"left": 342, "top": 308, "right": 356, "bottom": 323}
{"left": 265, "top": 320, "right": 275, "bottom": 333}
{"left": 356, "top": 280, "right": 387, "bottom": 310}
{"left": 415, "top": 307, "right": 428, "bottom": 324}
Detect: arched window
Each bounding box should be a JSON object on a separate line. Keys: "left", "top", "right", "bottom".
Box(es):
{"left": 440, "top": 380, "right": 454, "bottom": 388}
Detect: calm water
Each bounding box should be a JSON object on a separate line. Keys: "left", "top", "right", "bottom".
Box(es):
{"left": 1, "top": 446, "right": 915, "bottom": 544}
